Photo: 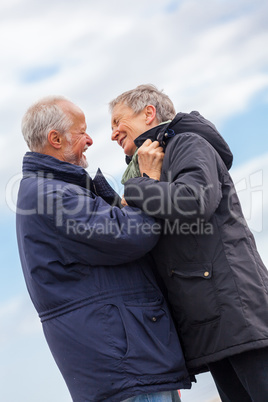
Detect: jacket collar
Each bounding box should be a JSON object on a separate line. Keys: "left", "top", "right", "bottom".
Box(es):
{"left": 124, "top": 120, "right": 177, "bottom": 165}
{"left": 22, "top": 152, "right": 93, "bottom": 190}
{"left": 131, "top": 112, "right": 233, "bottom": 170}
{"left": 134, "top": 119, "right": 176, "bottom": 149}
{"left": 22, "top": 152, "right": 122, "bottom": 206}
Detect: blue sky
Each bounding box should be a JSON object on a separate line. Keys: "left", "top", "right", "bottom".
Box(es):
{"left": 1, "top": 0, "right": 268, "bottom": 401}
{"left": 221, "top": 93, "right": 268, "bottom": 166}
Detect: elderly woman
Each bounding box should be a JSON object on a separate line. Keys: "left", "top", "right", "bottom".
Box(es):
{"left": 110, "top": 84, "right": 268, "bottom": 402}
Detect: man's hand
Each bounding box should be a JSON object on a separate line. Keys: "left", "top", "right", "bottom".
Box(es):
{"left": 137, "top": 139, "right": 164, "bottom": 180}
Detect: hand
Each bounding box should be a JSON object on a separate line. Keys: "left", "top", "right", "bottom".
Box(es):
{"left": 137, "top": 139, "right": 164, "bottom": 180}
{"left": 121, "top": 195, "right": 128, "bottom": 207}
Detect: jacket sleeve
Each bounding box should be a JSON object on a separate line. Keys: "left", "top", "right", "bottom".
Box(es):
{"left": 124, "top": 133, "right": 223, "bottom": 222}
{"left": 49, "top": 186, "right": 160, "bottom": 266}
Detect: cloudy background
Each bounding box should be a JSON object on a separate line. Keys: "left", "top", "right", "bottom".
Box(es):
{"left": 1, "top": 0, "right": 268, "bottom": 401}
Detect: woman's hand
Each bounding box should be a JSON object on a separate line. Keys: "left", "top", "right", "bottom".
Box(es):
{"left": 137, "top": 139, "right": 164, "bottom": 180}
{"left": 121, "top": 195, "right": 128, "bottom": 207}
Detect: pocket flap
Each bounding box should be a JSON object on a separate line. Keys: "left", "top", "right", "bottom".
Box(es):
{"left": 170, "top": 262, "right": 212, "bottom": 279}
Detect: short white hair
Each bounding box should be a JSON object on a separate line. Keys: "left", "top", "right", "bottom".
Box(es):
{"left": 21, "top": 96, "right": 72, "bottom": 151}
{"left": 109, "top": 84, "right": 176, "bottom": 122}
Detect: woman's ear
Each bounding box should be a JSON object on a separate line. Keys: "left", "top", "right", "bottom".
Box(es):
{"left": 145, "top": 105, "right": 157, "bottom": 125}
{"left": 47, "top": 130, "right": 62, "bottom": 149}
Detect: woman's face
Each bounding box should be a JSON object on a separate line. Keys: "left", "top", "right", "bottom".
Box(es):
{"left": 111, "top": 103, "right": 150, "bottom": 156}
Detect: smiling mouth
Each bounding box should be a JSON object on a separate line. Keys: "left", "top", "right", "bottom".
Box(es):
{"left": 119, "top": 137, "right": 126, "bottom": 148}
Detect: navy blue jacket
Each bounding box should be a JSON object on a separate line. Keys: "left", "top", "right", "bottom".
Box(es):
{"left": 124, "top": 111, "right": 268, "bottom": 374}
{"left": 16, "top": 152, "right": 191, "bottom": 402}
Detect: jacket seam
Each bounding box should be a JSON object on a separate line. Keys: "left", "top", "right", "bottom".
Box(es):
{"left": 39, "top": 286, "right": 158, "bottom": 322}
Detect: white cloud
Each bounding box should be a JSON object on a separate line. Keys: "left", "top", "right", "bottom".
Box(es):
{"left": 0, "top": 1, "right": 267, "bottom": 218}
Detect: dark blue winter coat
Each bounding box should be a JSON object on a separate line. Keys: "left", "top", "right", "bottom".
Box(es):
{"left": 124, "top": 111, "right": 268, "bottom": 375}
{"left": 16, "top": 152, "right": 191, "bottom": 402}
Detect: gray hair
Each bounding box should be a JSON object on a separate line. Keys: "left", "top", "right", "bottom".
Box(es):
{"left": 21, "top": 95, "right": 72, "bottom": 152}
{"left": 109, "top": 84, "right": 176, "bottom": 122}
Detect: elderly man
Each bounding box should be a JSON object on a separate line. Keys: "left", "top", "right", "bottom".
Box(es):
{"left": 110, "top": 84, "right": 268, "bottom": 402}
{"left": 16, "top": 96, "right": 191, "bottom": 402}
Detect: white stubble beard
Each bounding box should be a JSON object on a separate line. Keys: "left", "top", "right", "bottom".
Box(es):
{"left": 63, "top": 140, "right": 89, "bottom": 169}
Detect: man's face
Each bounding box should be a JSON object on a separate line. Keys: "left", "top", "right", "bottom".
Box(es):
{"left": 60, "top": 101, "right": 93, "bottom": 168}
{"left": 111, "top": 103, "right": 149, "bottom": 156}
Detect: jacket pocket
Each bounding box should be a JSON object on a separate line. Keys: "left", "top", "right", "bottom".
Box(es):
{"left": 100, "top": 304, "right": 128, "bottom": 359}
{"left": 99, "top": 293, "right": 186, "bottom": 379}
{"left": 121, "top": 294, "right": 184, "bottom": 376}
{"left": 124, "top": 294, "right": 170, "bottom": 346}
{"left": 169, "top": 262, "right": 221, "bottom": 327}
{"left": 99, "top": 294, "right": 168, "bottom": 362}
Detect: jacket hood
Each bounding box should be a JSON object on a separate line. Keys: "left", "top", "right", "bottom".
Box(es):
{"left": 134, "top": 111, "right": 233, "bottom": 170}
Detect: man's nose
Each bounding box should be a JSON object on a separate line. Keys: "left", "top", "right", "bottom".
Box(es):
{"left": 86, "top": 133, "right": 93, "bottom": 146}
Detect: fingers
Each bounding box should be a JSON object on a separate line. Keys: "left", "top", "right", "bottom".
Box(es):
{"left": 142, "top": 139, "right": 153, "bottom": 146}
{"left": 140, "top": 139, "right": 161, "bottom": 149}
{"left": 138, "top": 140, "right": 164, "bottom": 156}
{"left": 137, "top": 139, "right": 164, "bottom": 181}
{"left": 121, "top": 195, "right": 128, "bottom": 207}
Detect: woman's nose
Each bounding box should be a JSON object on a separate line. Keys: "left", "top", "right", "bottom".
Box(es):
{"left": 111, "top": 128, "right": 119, "bottom": 141}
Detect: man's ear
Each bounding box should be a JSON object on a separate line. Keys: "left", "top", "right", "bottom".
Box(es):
{"left": 145, "top": 105, "right": 157, "bottom": 125}
{"left": 47, "top": 130, "right": 62, "bottom": 149}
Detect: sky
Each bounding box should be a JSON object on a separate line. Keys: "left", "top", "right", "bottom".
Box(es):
{"left": 1, "top": 0, "right": 268, "bottom": 401}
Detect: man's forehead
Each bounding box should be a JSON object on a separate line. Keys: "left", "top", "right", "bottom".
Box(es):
{"left": 59, "top": 100, "right": 83, "bottom": 115}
